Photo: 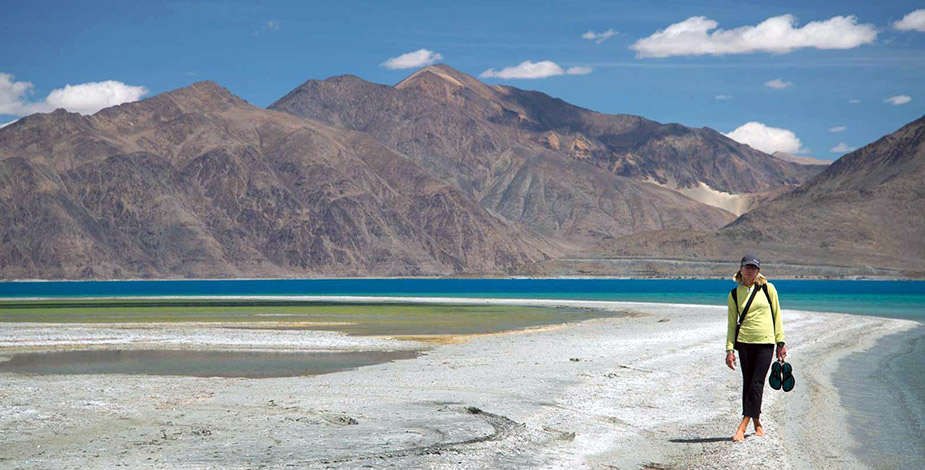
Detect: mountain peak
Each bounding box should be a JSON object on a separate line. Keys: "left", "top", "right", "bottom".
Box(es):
{"left": 162, "top": 81, "right": 246, "bottom": 110}
{"left": 395, "top": 64, "right": 469, "bottom": 87}
{"left": 394, "top": 64, "right": 501, "bottom": 103}
{"left": 92, "top": 81, "right": 249, "bottom": 124}
{"left": 323, "top": 74, "right": 369, "bottom": 84}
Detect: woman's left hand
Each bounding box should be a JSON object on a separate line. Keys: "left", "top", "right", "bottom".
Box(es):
{"left": 777, "top": 344, "right": 787, "bottom": 361}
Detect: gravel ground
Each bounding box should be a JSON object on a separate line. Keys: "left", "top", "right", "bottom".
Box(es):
{"left": 0, "top": 300, "right": 916, "bottom": 469}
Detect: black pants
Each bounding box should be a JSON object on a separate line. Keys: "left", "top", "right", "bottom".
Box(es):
{"left": 737, "top": 343, "right": 774, "bottom": 418}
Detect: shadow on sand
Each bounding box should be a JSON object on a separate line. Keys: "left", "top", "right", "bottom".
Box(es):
{"left": 669, "top": 436, "right": 733, "bottom": 443}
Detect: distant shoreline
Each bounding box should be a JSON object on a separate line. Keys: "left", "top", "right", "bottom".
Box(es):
{"left": 1, "top": 274, "right": 920, "bottom": 282}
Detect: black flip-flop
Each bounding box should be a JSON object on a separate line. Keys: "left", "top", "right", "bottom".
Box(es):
{"left": 781, "top": 361, "right": 795, "bottom": 392}
{"left": 769, "top": 361, "right": 782, "bottom": 390}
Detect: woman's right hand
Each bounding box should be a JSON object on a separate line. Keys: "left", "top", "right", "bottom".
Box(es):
{"left": 725, "top": 351, "right": 736, "bottom": 370}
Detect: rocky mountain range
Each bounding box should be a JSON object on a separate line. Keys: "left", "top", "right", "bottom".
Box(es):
{"left": 0, "top": 65, "right": 919, "bottom": 279}
{"left": 593, "top": 115, "right": 925, "bottom": 277}
{"left": 0, "top": 82, "right": 551, "bottom": 278}
{"left": 270, "top": 65, "right": 821, "bottom": 218}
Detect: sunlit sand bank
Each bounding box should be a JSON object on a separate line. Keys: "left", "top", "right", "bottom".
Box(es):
{"left": 0, "top": 298, "right": 917, "bottom": 469}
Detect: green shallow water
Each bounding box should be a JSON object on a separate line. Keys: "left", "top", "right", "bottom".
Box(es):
{"left": 0, "top": 300, "right": 622, "bottom": 378}
{"left": 0, "top": 349, "right": 420, "bottom": 378}
{"left": 0, "top": 300, "right": 622, "bottom": 335}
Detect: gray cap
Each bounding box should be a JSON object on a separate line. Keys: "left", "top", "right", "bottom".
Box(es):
{"left": 740, "top": 254, "right": 760, "bottom": 268}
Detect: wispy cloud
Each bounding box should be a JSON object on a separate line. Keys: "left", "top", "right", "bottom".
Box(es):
{"left": 715, "top": 94, "right": 732, "bottom": 100}
{"left": 582, "top": 28, "right": 617, "bottom": 44}
{"left": 725, "top": 121, "right": 807, "bottom": 155}
{"left": 829, "top": 126, "right": 847, "bottom": 132}
{"left": 381, "top": 49, "right": 443, "bottom": 70}
{"left": 894, "top": 9, "right": 925, "bottom": 32}
{"left": 849, "top": 99, "right": 861, "bottom": 104}
{"left": 831, "top": 142, "right": 855, "bottom": 153}
{"left": 884, "top": 95, "right": 912, "bottom": 105}
{"left": 0, "top": 73, "right": 148, "bottom": 116}
{"left": 764, "top": 78, "right": 792, "bottom": 89}
{"left": 266, "top": 20, "right": 279, "bottom": 30}
{"left": 480, "top": 61, "right": 591, "bottom": 79}
{"left": 630, "top": 14, "right": 877, "bottom": 58}
{"left": 566, "top": 66, "right": 593, "bottom": 75}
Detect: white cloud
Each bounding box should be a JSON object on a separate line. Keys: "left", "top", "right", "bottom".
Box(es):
{"left": 764, "top": 78, "right": 792, "bottom": 89}
{"left": 848, "top": 99, "right": 861, "bottom": 104}
{"left": 0, "top": 73, "right": 34, "bottom": 115}
{"left": 715, "top": 94, "right": 732, "bottom": 100}
{"left": 885, "top": 95, "right": 911, "bottom": 105}
{"left": 381, "top": 49, "right": 443, "bottom": 70}
{"left": 43, "top": 81, "right": 149, "bottom": 115}
{"left": 0, "top": 73, "right": 148, "bottom": 116}
{"left": 630, "top": 14, "right": 877, "bottom": 58}
{"left": 266, "top": 20, "right": 279, "bottom": 30}
{"left": 830, "top": 142, "right": 855, "bottom": 153}
{"left": 894, "top": 9, "right": 925, "bottom": 32}
{"left": 566, "top": 66, "right": 593, "bottom": 75}
{"left": 481, "top": 60, "right": 572, "bottom": 79}
{"left": 724, "top": 121, "right": 807, "bottom": 154}
{"left": 582, "top": 28, "right": 617, "bottom": 44}
{"left": 829, "top": 126, "right": 847, "bottom": 132}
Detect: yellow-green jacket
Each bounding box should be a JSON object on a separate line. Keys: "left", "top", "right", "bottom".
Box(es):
{"left": 726, "top": 281, "right": 784, "bottom": 351}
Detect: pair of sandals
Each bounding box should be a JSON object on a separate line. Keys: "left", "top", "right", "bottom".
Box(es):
{"left": 769, "top": 360, "right": 795, "bottom": 392}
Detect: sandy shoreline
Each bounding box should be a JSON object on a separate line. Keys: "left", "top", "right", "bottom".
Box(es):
{"left": 0, "top": 299, "right": 919, "bottom": 469}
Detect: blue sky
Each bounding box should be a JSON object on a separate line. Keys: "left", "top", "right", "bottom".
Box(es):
{"left": 1, "top": 0, "right": 923, "bottom": 160}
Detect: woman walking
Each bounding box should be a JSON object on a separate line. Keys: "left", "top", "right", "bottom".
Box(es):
{"left": 725, "top": 254, "right": 786, "bottom": 442}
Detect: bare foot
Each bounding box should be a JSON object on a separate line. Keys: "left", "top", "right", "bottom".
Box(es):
{"left": 732, "top": 417, "right": 750, "bottom": 442}
{"left": 753, "top": 418, "right": 765, "bottom": 436}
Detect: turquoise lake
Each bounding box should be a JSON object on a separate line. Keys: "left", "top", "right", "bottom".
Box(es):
{"left": 1, "top": 278, "right": 923, "bottom": 320}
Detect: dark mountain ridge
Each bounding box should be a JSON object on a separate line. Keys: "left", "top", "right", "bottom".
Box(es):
{"left": 272, "top": 64, "right": 821, "bottom": 195}
{"left": 0, "top": 81, "right": 552, "bottom": 279}
{"left": 271, "top": 66, "right": 740, "bottom": 248}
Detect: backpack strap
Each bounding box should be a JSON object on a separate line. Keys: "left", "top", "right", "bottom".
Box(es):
{"left": 733, "top": 286, "right": 761, "bottom": 348}
{"left": 761, "top": 284, "right": 778, "bottom": 341}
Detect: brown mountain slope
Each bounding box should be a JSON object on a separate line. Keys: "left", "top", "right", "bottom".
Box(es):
{"left": 0, "top": 82, "right": 552, "bottom": 279}
{"left": 269, "top": 66, "right": 748, "bottom": 248}
{"left": 270, "top": 64, "right": 822, "bottom": 213}
{"left": 596, "top": 114, "right": 925, "bottom": 276}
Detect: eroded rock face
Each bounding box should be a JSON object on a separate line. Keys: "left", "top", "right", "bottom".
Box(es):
{"left": 569, "top": 137, "right": 591, "bottom": 160}
{"left": 0, "top": 82, "right": 551, "bottom": 279}
{"left": 540, "top": 132, "right": 560, "bottom": 151}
